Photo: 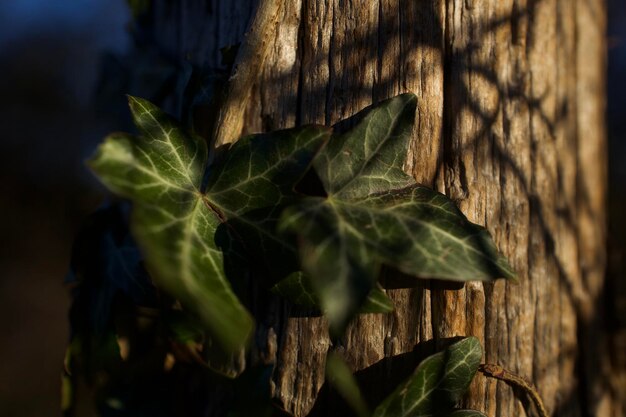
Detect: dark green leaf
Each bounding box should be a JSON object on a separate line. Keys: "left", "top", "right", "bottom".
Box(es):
{"left": 206, "top": 126, "right": 331, "bottom": 280}
{"left": 280, "top": 94, "right": 515, "bottom": 334}
{"left": 280, "top": 197, "right": 378, "bottom": 333}
{"left": 360, "top": 285, "right": 394, "bottom": 314}
{"left": 89, "top": 97, "right": 330, "bottom": 354}
{"left": 272, "top": 272, "right": 393, "bottom": 314}
{"left": 372, "top": 337, "right": 483, "bottom": 417}
{"left": 314, "top": 94, "right": 417, "bottom": 200}
{"left": 271, "top": 272, "right": 318, "bottom": 308}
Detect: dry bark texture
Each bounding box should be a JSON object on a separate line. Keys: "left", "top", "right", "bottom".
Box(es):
{"left": 148, "top": 0, "right": 620, "bottom": 415}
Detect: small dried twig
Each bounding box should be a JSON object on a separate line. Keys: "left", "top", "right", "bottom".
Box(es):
{"left": 479, "top": 363, "right": 549, "bottom": 417}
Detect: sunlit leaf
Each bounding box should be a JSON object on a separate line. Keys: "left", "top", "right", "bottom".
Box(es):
{"left": 280, "top": 94, "right": 515, "bottom": 334}
{"left": 88, "top": 96, "right": 330, "bottom": 353}
{"left": 205, "top": 126, "right": 331, "bottom": 280}
{"left": 373, "top": 337, "right": 483, "bottom": 417}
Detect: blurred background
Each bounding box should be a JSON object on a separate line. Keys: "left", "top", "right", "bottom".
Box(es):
{"left": 0, "top": 1, "right": 130, "bottom": 415}
{"left": 0, "top": 1, "right": 624, "bottom": 416}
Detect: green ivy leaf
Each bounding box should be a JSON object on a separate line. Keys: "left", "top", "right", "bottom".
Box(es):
{"left": 271, "top": 272, "right": 317, "bottom": 307}
{"left": 88, "top": 96, "right": 329, "bottom": 354}
{"left": 280, "top": 93, "right": 515, "bottom": 334}
{"left": 205, "top": 126, "right": 331, "bottom": 281}
{"left": 373, "top": 337, "right": 483, "bottom": 417}
{"left": 271, "top": 272, "right": 394, "bottom": 314}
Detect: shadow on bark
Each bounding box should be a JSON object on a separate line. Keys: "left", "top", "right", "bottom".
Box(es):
{"left": 93, "top": 0, "right": 619, "bottom": 415}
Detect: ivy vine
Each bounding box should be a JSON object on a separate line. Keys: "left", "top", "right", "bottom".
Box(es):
{"left": 65, "top": 92, "right": 516, "bottom": 416}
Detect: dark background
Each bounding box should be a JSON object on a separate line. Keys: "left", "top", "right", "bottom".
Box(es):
{"left": 0, "top": 1, "right": 624, "bottom": 416}
{"left": 0, "top": 1, "right": 129, "bottom": 415}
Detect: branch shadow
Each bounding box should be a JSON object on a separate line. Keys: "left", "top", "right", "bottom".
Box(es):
{"left": 95, "top": 0, "right": 619, "bottom": 415}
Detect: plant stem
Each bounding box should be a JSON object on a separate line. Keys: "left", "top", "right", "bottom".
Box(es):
{"left": 479, "top": 364, "right": 549, "bottom": 417}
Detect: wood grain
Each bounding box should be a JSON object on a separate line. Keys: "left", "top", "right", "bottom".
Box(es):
{"left": 146, "top": 0, "right": 617, "bottom": 415}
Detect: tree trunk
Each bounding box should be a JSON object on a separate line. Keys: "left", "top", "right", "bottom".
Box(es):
{"left": 145, "top": 0, "right": 619, "bottom": 415}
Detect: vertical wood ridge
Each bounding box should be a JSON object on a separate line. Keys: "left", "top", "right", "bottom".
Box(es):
{"left": 147, "top": 0, "right": 612, "bottom": 415}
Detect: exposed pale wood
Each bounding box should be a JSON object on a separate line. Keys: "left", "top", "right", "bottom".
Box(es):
{"left": 575, "top": 1, "right": 620, "bottom": 416}
{"left": 146, "top": 0, "right": 616, "bottom": 415}
{"left": 212, "top": 0, "right": 284, "bottom": 148}
{"left": 556, "top": 0, "right": 581, "bottom": 415}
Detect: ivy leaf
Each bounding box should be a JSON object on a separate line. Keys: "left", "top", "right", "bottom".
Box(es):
{"left": 373, "top": 337, "right": 483, "bottom": 417}
{"left": 280, "top": 93, "right": 515, "bottom": 334}
{"left": 88, "top": 97, "right": 248, "bottom": 354}
{"left": 360, "top": 285, "right": 394, "bottom": 313}
{"left": 205, "top": 126, "right": 331, "bottom": 281}
{"left": 88, "top": 96, "right": 329, "bottom": 354}
{"left": 271, "top": 272, "right": 393, "bottom": 314}
{"left": 270, "top": 272, "right": 317, "bottom": 307}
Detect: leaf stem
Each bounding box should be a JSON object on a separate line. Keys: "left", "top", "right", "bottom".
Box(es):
{"left": 478, "top": 363, "right": 549, "bottom": 417}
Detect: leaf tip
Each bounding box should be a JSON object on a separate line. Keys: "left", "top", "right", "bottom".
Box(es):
{"left": 505, "top": 271, "right": 520, "bottom": 284}
{"left": 495, "top": 257, "right": 518, "bottom": 283}
{"left": 395, "top": 92, "right": 417, "bottom": 111}
{"left": 126, "top": 95, "right": 159, "bottom": 121}
{"left": 84, "top": 133, "right": 135, "bottom": 192}
{"left": 463, "top": 335, "right": 481, "bottom": 347}
{"left": 398, "top": 91, "right": 417, "bottom": 102}
{"left": 126, "top": 94, "right": 142, "bottom": 106}
{"left": 456, "top": 335, "right": 483, "bottom": 361}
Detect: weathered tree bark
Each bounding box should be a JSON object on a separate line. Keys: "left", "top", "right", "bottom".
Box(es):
{"left": 146, "top": 0, "right": 620, "bottom": 415}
